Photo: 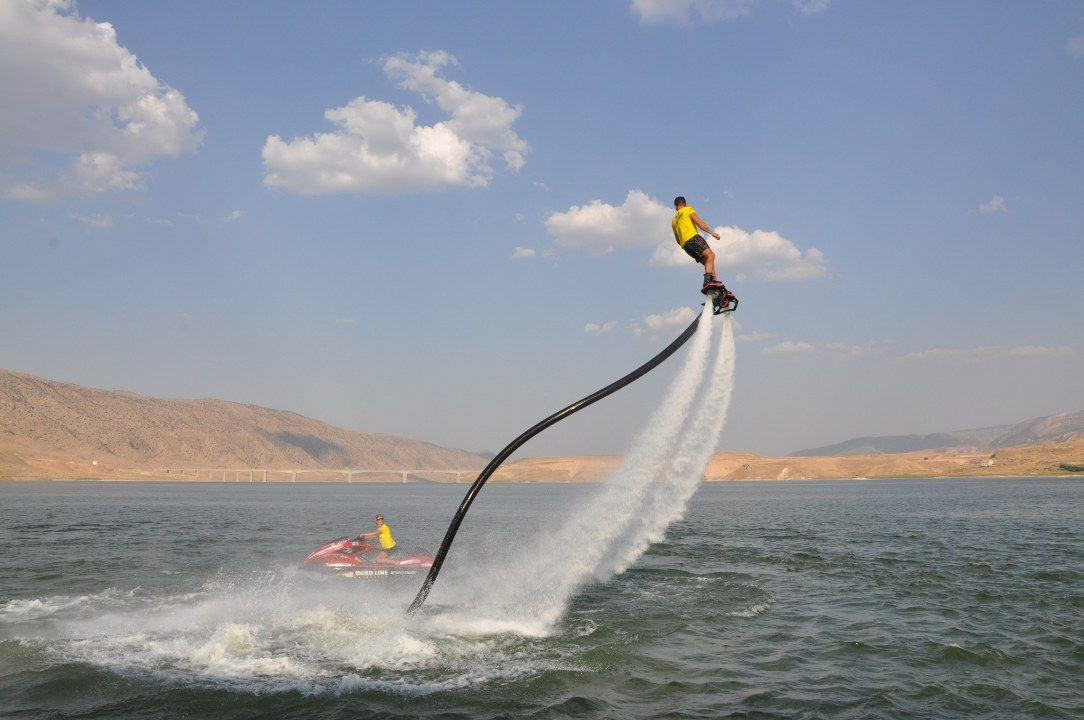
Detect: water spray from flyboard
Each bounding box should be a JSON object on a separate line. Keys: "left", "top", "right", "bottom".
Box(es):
{"left": 408, "top": 298, "right": 737, "bottom": 620}
{"left": 458, "top": 311, "right": 736, "bottom": 628}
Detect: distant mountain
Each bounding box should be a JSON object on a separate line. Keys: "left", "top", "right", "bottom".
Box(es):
{"left": 0, "top": 368, "right": 486, "bottom": 477}
{"left": 792, "top": 412, "right": 1084, "bottom": 457}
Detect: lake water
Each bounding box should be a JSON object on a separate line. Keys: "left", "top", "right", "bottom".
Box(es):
{"left": 1, "top": 479, "right": 1081, "bottom": 719}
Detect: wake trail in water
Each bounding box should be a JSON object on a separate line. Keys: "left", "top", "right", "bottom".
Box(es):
{"left": 453, "top": 307, "right": 737, "bottom": 630}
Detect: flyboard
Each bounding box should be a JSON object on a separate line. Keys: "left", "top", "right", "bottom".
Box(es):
{"left": 702, "top": 280, "right": 739, "bottom": 315}
{"left": 406, "top": 285, "right": 738, "bottom": 614}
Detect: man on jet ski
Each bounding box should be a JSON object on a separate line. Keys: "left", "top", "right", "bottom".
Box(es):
{"left": 356, "top": 514, "right": 397, "bottom": 561}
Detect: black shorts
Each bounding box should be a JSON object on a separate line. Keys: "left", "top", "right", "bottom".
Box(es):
{"left": 381, "top": 546, "right": 398, "bottom": 556}
{"left": 682, "top": 235, "right": 710, "bottom": 264}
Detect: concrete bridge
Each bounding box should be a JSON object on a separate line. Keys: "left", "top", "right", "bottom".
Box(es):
{"left": 152, "top": 468, "right": 480, "bottom": 483}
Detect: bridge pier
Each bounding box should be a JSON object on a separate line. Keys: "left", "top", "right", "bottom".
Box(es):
{"left": 155, "top": 468, "right": 479, "bottom": 484}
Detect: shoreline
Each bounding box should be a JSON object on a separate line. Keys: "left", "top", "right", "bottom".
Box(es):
{"left": 2, "top": 473, "right": 1080, "bottom": 484}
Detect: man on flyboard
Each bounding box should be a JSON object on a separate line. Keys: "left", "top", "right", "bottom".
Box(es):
{"left": 671, "top": 196, "right": 738, "bottom": 313}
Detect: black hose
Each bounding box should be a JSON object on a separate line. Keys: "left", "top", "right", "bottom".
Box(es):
{"left": 407, "top": 312, "right": 704, "bottom": 613}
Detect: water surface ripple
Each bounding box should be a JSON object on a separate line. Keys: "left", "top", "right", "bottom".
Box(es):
{"left": 0, "top": 479, "right": 1080, "bottom": 719}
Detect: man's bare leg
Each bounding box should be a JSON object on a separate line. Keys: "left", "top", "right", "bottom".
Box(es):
{"left": 703, "top": 248, "right": 717, "bottom": 280}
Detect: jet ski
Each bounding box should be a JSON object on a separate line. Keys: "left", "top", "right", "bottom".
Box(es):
{"left": 300, "top": 537, "right": 434, "bottom": 578}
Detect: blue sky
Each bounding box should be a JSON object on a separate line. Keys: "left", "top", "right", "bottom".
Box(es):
{"left": 2, "top": 0, "right": 1082, "bottom": 456}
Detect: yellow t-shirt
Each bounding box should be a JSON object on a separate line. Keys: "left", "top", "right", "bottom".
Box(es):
{"left": 672, "top": 206, "right": 699, "bottom": 246}
{"left": 377, "top": 523, "right": 396, "bottom": 549}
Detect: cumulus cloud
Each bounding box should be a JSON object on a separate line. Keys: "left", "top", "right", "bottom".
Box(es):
{"left": 0, "top": 0, "right": 202, "bottom": 200}
{"left": 384, "top": 51, "right": 527, "bottom": 172}
{"left": 222, "top": 209, "right": 244, "bottom": 222}
{"left": 737, "top": 330, "right": 774, "bottom": 343}
{"left": 1068, "top": 35, "right": 1084, "bottom": 57}
{"left": 651, "top": 224, "right": 827, "bottom": 281}
{"left": 630, "top": 0, "right": 756, "bottom": 24}
{"left": 509, "top": 246, "right": 536, "bottom": 259}
{"left": 633, "top": 306, "right": 698, "bottom": 338}
{"left": 544, "top": 190, "right": 671, "bottom": 254}
{"left": 262, "top": 50, "right": 527, "bottom": 195}
{"left": 546, "top": 189, "right": 826, "bottom": 280}
{"left": 584, "top": 321, "right": 618, "bottom": 334}
{"left": 979, "top": 194, "right": 1006, "bottom": 214}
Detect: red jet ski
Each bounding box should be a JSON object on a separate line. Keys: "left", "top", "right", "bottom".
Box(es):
{"left": 300, "top": 537, "right": 434, "bottom": 578}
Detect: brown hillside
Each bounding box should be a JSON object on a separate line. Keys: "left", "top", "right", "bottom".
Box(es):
{"left": 705, "top": 438, "right": 1084, "bottom": 480}
{"left": 0, "top": 369, "right": 485, "bottom": 479}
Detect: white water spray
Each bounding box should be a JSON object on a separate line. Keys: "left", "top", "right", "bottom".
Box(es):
{"left": 595, "top": 314, "right": 736, "bottom": 580}
{"left": 466, "top": 307, "right": 737, "bottom": 629}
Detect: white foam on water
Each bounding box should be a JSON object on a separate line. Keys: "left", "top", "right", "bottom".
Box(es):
{"left": 2, "top": 570, "right": 578, "bottom": 694}
{"left": 0, "top": 588, "right": 141, "bottom": 621}
{"left": 445, "top": 306, "right": 737, "bottom": 630}
{"left": 728, "top": 596, "right": 773, "bottom": 618}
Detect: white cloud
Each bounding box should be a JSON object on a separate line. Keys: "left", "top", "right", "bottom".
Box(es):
{"left": 760, "top": 340, "right": 816, "bottom": 356}
{"left": 979, "top": 194, "right": 1006, "bottom": 214}
{"left": 1068, "top": 35, "right": 1084, "bottom": 57}
{"left": 903, "top": 345, "right": 1076, "bottom": 362}
{"left": 544, "top": 189, "right": 672, "bottom": 254}
{"left": 821, "top": 341, "right": 893, "bottom": 357}
{"left": 533, "top": 180, "right": 549, "bottom": 191}
{"left": 384, "top": 50, "right": 527, "bottom": 172}
{"left": 0, "top": 0, "right": 202, "bottom": 200}
{"left": 262, "top": 50, "right": 526, "bottom": 196}
{"left": 793, "top": 0, "right": 830, "bottom": 14}
{"left": 633, "top": 306, "right": 698, "bottom": 338}
{"left": 584, "top": 321, "right": 617, "bottom": 334}
{"left": 222, "top": 209, "right": 244, "bottom": 222}
{"left": 547, "top": 189, "right": 826, "bottom": 281}
{"left": 631, "top": 0, "right": 756, "bottom": 24}
{"left": 1006, "top": 345, "right": 1076, "bottom": 357}
{"left": 750, "top": 339, "right": 1072, "bottom": 362}
{"left": 759, "top": 339, "right": 894, "bottom": 357}
{"left": 631, "top": 0, "right": 826, "bottom": 23}
{"left": 509, "top": 246, "right": 536, "bottom": 259}
{"left": 737, "top": 330, "right": 774, "bottom": 343}
{"left": 650, "top": 224, "right": 827, "bottom": 281}
{"left": 69, "top": 211, "right": 114, "bottom": 228}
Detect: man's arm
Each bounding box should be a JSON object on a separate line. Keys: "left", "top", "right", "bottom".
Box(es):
{"left": 691, "top": 212, "right": 721, "bottom": 240}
